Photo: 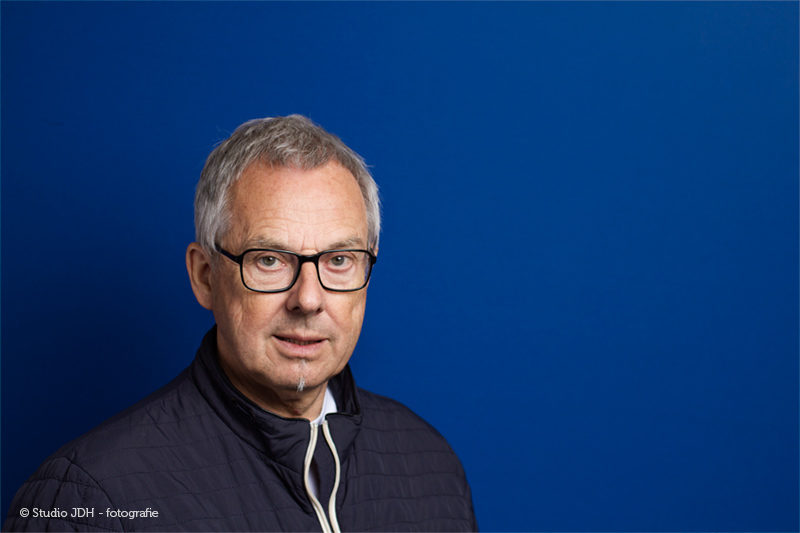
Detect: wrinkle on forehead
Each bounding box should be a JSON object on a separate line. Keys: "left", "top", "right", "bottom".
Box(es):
{"left": 225, "top": 161, "right": 368, "bottom": 253}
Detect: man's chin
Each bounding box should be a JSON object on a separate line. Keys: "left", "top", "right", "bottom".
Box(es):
{"left": 272, "top": 371, "right": 324, "bottom": 396}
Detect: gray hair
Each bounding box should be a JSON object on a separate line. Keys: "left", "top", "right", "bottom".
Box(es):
{"left": 194, "top": 114, "right": 381, "bottom": 256}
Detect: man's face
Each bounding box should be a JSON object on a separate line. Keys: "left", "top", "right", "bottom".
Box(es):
{"left": 209, "top": 160, "right": 370, "bottom": 405}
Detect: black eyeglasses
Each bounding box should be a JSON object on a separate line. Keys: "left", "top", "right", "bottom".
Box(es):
{"left": 217, "top": 247, "right": 377, "bottom": 293}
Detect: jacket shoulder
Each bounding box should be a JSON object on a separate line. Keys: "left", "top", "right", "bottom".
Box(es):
{"left": 4, "top": 455, "right": 124, "bottom": 532}
{"left": 345, "top": 388, "right": 478, "bottom": 531}
{"left": 357, "top": 387, "right": 455, "bottom": 450}
{"left": 4, "top": 367, "right": 213, "bottom": 531}
{"left": 58, "top": 367, "right": 209, "bottom": 462}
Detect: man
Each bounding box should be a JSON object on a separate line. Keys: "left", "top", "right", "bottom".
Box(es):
{"left": 4, "top": 115, "right": 477, "bottom": 532}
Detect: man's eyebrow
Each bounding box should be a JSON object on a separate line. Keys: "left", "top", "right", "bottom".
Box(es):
{"left": 244, "top": 238, "right": 289, "bottom": 250}
{"left": 326, "top": 236, "right": 366, "bottom": 249}
{"left": 242, "top": 236, "right": 366, "bottom": 251}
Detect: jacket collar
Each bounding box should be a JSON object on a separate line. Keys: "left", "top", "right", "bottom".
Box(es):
{"left": 190, "top": 326, "right": 363, "bottom": 483}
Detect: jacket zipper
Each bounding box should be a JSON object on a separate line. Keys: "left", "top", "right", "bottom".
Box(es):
{"left": 304, "top": 421, "right": 342, "bottom": 533}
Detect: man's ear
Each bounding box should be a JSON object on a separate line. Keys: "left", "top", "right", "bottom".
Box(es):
{"left": 186, "top": 242, "right": 214, "bottom": 310}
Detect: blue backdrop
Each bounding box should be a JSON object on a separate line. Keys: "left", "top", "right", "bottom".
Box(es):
{"left": 2, "top": 2, "right": 797, "bottom": 531}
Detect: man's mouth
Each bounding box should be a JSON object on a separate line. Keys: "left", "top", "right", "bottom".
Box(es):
{"left": 275, "top": 335, "right": 324, "bottom": 346}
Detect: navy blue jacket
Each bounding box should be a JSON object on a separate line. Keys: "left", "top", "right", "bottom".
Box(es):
{"left": 4, "top": 328, "right": 477, "bottom": 531}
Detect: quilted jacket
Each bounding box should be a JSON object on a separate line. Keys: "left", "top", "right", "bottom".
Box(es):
{"left": 4, "top": 328, "right": 477, "bottom": 531}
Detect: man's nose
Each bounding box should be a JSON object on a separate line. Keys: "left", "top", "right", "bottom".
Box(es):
{"left": 286, "top": 262, "right": 324, "bottom": 313}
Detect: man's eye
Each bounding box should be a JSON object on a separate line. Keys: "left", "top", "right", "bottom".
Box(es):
{"left": 328, "top": 255, "right": 352, "bottom": 268}
{"left": 254, "top": 254, "right": 282, "bottom": 269}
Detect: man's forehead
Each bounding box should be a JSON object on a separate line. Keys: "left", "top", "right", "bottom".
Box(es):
{"left": 231, "top": 161, "right": 362, "bottom": 207}
{"left": 228, "top": 214, "right": 368, "bottom": 251}
{"left": 225, "top": 161, "right": 368, "bottom": 251}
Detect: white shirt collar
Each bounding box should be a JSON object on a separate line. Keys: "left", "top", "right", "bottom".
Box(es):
{"left": 310, "top": 385, "right": 337, "bottom": 425}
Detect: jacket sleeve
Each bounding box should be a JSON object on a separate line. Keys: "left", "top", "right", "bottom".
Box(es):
{"left": 454, "top": 450, "right": 479, "bottom": 532}
{"left": 464, "top": 475, "right": 479, "bottom": 532}
{"left": 4, "top": 456, "right": 124, "bottom": 532}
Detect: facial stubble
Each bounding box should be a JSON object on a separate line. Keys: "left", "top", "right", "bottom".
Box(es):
{"left": 296, "top": 359, "right": 308, "bottom": 393}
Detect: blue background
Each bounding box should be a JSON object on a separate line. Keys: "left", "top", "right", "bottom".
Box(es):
{"left": 2, "top": 2, "right": 798, "bottom": 531}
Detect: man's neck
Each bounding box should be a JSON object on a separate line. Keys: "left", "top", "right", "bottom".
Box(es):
{"left": 264, "top": 386, "right": 326, "bottom": 420}
{"left": 218, "top": 358, "right": 328, "bottom": 420}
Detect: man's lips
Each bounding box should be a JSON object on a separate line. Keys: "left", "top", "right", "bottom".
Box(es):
{"left": 274, "top": 334, "right": 326, "bottom": 346}
{"left": 273, "top": 334, "right": 327, "bottom": 358}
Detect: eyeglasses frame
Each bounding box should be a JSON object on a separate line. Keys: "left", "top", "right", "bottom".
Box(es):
{"left": 216, "top": 246, "right": 377, "bottom": 293}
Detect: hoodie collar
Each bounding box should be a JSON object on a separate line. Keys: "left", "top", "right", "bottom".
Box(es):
{"left": 190, "top": 326, "right": 363, "bottom": 477}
